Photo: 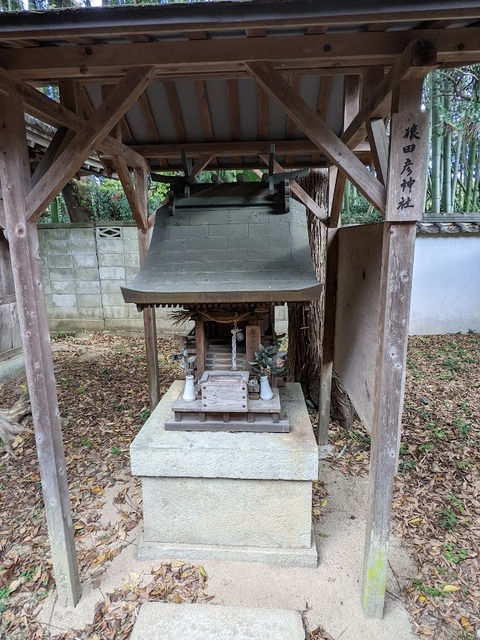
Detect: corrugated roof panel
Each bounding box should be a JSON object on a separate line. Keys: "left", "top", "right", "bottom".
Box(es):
{"left": 205, "top": 79, "right": 230, "bottom": 142}
{"left": 238, "top": 77, "right": 260, "bottom": 141}
{"left": 176, "top": 79, "right": 205, "bottom": 143}
{"left": 325, "top": 75, "right": 345, "bottom": 137}
{"left": 300, "top": 75, "right": 322, "bottom": 115}
{"left": 84, "top": 85, "right": 102, "bottom": 110}
{"left": 146, "top": 82, "right": 177, "bottom": 143}
{"left": 266, "top": 90, "right": 287, "bottom": 141}
{"left": 125, "top": 100, "right": 152, "bottom": 145}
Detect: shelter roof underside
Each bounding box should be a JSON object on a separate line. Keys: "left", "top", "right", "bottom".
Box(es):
{"left": 1, "top": 1, "right": 480, "bottom": 174}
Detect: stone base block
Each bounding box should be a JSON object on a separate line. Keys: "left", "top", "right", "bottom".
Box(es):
{"left": 137, "top": 531, "right": 318, "bottom": 567}
{"left": 142, "top": 477, "right": 312, "bottom": 549}
{"left": 131, "top": 602, "right": 306, "bottom": 640}
{"left": 131, "top": 382, "right": 318, "bottom": 567}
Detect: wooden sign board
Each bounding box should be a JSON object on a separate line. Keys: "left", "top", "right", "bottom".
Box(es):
{"left": 334, "top": 224, "right": 383, "bottom": 433}
{"left": 200, "top": 371, "right": 249, "bottom": 412}
{"left": 385, "top": 112, "right": 429, "bottom": 222}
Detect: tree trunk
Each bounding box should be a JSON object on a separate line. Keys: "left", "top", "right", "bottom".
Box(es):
{"left": 287, "top": 169, "right": 357, "bottom": 430}
{"left": 287, "top": 169, "right": 327, "bottom": 404}
{"left": 62, "top": 180, "right": 92, "bottom": 223}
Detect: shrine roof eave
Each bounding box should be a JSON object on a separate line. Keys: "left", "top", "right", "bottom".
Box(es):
{"left": 121, "top": 283, "right": 323, "bottom": 307}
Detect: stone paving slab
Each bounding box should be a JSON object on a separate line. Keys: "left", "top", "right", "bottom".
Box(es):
{"left": 130, "top": 602, "right": 305, "bottom": 640}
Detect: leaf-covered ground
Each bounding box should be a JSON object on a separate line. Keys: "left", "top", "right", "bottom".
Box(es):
{"left": 0, "top": 334, "right": 216, "bottom": 639}
{"left": 0, "top": 331, "right": 478, "bottom": 639}
{"left": 323, "top": 332, "right": 480, "bottom": 640}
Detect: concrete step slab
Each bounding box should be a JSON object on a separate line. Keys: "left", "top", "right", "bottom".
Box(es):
{"left": 130, "top": 602, "right": 305, "bottom": 640}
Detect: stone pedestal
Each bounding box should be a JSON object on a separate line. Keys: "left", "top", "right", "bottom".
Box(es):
{"left": 130, "top": 382, "right": 318, "bottom": 567}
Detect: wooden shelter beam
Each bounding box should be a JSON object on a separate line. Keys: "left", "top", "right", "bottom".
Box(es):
{"left": 25, "top": 66, "right": 155, "bottom": 222}
{"left": 0, "top": 198, "right": 5, "bottom": 230}
{"left": 0, "top": 29, "right": 476, "bottom": 80}
{"left": 129, "top": 139, "right": 332, "bottom": 159}
{"left": 362, "top": 77, "right": 426, "bottom": 619}
{"left": 76, "top": 83, "right": 114, "bottom": 177}
{"left": 112, "top": 156, "right": 147, "bottom": 232}
{"left": 367, "top": 118, "right": 389, "bottom": 186}
{"left": 0, "top": 66, "right": 147, "bottom": 171}
{"left": 31, "top": 127, "right": 72, "bottom": 186}
{"left": 190, "top": 155, "right": 214, "bottom": 179}
{"left": 0, "top": 92, "right": 81, "bottom": 607}
{"left": 246, "top": 61, "right": 386, "bottom": 213}
{"left": 136, "top": 168, "right": 160, "bottom": 410}
{"left": 341, "top": 39, "right": 437, "bottom": 150}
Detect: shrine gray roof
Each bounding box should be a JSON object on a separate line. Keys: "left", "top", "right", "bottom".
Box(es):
{"left": 121, "top": 197, "right": 322, "bottom": 306}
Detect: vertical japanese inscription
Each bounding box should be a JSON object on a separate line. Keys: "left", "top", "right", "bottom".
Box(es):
{"left": 385, "top": 113, "right": 429, "bottom": 222}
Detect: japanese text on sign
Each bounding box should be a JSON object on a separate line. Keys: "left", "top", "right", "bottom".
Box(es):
{"left": 397, "top": 124, "right": 422, "bottom": 211}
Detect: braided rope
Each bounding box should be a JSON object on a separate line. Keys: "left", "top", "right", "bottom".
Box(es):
{"left": 231, "top": 318, "right": 238, "bottom": 370}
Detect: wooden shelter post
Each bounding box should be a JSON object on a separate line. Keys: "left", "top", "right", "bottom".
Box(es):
{"left": 0, "top": 93, "right": 81, "bottom": 607}
{"left": 362, "top": 77, "right": 427, "bottom": 618}
{"left": 111, "top": 156, "right": 160, "bottom": 410}
{"left": 136, "top": 168, "right": 160, "bottom": 410}
{"left": 318, "top": 76, "right": 360, "bottom": 446}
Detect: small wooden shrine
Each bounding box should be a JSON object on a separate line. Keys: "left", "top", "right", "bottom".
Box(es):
{"left": 122, "top": 179, "right": 322, "bottom": 433}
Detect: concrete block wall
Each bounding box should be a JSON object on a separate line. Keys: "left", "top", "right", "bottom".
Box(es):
{"left": 38, "top": 223, "right": 180, "bottom": 334}
{"left": 37, "top": 223, "right": 480, "bottom": 336}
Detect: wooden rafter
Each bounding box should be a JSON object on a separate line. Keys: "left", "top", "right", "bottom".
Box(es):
{"left": 341, "top": 39, "right": 437, "bottom": 149}
{"left": 163, "top": 80, "right": 187, "bottom": 141}
{"left": 25, "top": 66, "right": 155, "bottom": 222}
{"left": 257, "top": 85, "right": 268, "bottom": 140}
{"left": 328, "top": 74, "right": 362, "bottom": 225}
{"left": 75, "top": 84, "right": 114, "bottom": 176}
{"left": 361, "top": 67, "right": 385, "bottom": 104}
{"left": 285, "top": 76, "right": 301, "bottom": 164}
{"left": 138, "top": 90, "right": 160, "bottom": 141}
{"left": 100, "top": 85, "right": 135, "bottom": 147}
{"left": 112, "top": 155, "right": 147, "bottom": 232}
{"left": 0, "top": 66, "right": 147, "bottom": 170}
{"left": 246, "top": 61, "right": 385, "bottom": 213}
{"left": 311, "top": 76, "right": 333, "bottom": 164}
{"left": 0, "top": 29, "right": 476, "bottom": 80}
{"left": 367, "top": 118, "right": 389, "bottom": 186}
{"left": 0, "top": 198, "right": 5, "bottom": 230}
{"left": 226, "top": 79, "right": 242, "bottom": 165}
{"left": 127, "top": 139, "right": 368, "bottom": 160}
{"left": 196, "top": 80, "right": 214, "bottom": 141}
{"left": 31, "top": 127, "right": 72, "bottom": 186}
{"left": 190, "top": 155, "right": 214, "bottom": 179}
{"left": 317, "top": 76, "right": 332, "bottom": 120}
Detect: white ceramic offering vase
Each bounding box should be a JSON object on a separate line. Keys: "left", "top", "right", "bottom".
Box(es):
{"left": 183, "top": 374, "right": 196, "bottom": 402}
{"left": 259, "top": 375, "right": 273, "bottom": 401}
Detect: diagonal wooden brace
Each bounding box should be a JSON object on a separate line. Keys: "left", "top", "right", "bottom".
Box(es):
{"left": 25, "top": 66, "right": 155, "bottom": 222}
{"left": 246, "top": 61, "right": 386, "bottom": 214}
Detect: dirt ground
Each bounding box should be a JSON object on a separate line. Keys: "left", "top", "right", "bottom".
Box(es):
{"left": 0, "top": 331, "right": 478, "bottom": 639}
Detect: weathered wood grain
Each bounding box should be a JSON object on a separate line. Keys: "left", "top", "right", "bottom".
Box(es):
{"left": 0, "top": 93, "right": 81, "bottom": 606}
